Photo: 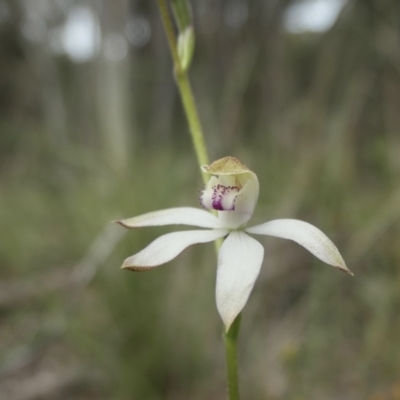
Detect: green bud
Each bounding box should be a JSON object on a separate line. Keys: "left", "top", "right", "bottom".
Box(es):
{"left": 177, "top": 26, "right": 195, "bottom": 71}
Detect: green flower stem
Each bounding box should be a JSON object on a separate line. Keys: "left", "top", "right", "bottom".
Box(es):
{"left": 156, "top": 0, "right": 209, "bottom": 184}
{"left": 156, "top": 2, "right": 240, "bottom": 399}
{"left": 224, "top": 314, "right": 241, "bottom": 400}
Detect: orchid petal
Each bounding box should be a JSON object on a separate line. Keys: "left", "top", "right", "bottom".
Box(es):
{"left": 117, "top": 207, "right": 222, "bottom": 229}
{"left": 246, "top": 219, "right": 352, "bottom": 275}
{"left": 216, "top": 231, "right": 264, "bottom": 331}
{"left": 122, "top": 229, "right": 228, "bottom": 271}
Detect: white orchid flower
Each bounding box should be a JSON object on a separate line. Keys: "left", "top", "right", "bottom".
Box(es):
{"left": 117, "top": 157, "right": 352, "bottom": 331}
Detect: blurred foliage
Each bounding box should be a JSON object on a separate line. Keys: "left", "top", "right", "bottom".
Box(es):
{"left": 1, "top": 0, "right": 400, "bottom": 399}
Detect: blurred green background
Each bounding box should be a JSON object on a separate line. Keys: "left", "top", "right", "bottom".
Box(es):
{"left": 1, "top": 0, "right": 400, "bottom": 399}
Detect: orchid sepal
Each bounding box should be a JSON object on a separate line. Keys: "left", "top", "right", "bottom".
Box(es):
{"left": 122, "top": 229, "right": 228, "bottom": 271}
{"left": 116, "top": 207, "right": 222, "bottom": 229}
{"left": 246, "top": 219, "right": 353, "bottom": 276}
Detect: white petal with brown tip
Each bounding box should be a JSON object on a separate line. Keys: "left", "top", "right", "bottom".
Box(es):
{"left": 216, "top": 231, "right": 264, "bottom": 331}
{"left": 246, "top": 219, "right": 353, "bottom": 275}
{"left": 122, "top": 229, "right": 228, "bottom": 271}
{"left": 117, "top": 207, "right": 222, "bottom": 229}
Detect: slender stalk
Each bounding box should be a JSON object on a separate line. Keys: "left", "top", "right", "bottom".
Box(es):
{"left": 156, "top": 0, "right": 209, "bottom": 184}
{"left": 156, "top": 2, "right": 240, "bottom": 399}
{"left": 224, "top": 315, "right": 241, "bottom": 400}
